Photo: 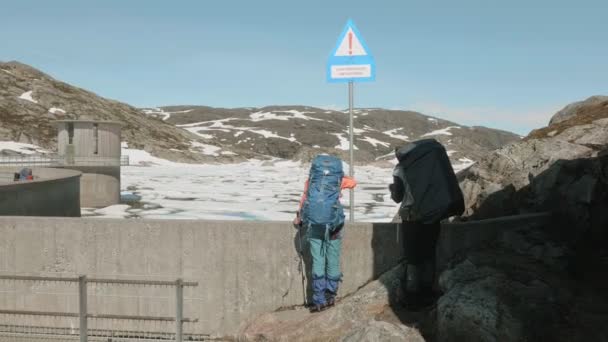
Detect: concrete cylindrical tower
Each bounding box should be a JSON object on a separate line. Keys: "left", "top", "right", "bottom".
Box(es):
{"left": 55, "top": 120, "right": 122, "bottom": 208}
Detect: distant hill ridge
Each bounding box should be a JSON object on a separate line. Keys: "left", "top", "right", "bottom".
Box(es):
{"left": 0, "top": 61, "right": 520, "bottom": 165}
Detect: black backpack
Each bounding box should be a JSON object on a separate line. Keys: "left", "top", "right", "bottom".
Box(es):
{"left": 393, "top": 139, "right": 464, "bottom": 223}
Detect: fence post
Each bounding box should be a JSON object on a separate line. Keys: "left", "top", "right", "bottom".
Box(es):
{"left": 176, "top": 278, "right": 183, "bottom": 342}
{"left": 79, "top": 275, "right": 88, "bottom": 342}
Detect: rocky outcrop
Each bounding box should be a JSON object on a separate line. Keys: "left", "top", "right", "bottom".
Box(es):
{"left": 460, "top": 96, "right": 608, "bottom": 221}
{"left": 238, "top": 265, "right": 424, "bottom": 342}
{"left": 529, "top": 96, "right": 608, "bottom": 142}
{"left": 549, "top": 95, "right": 608, "bottom": 125}
{"left": 458, "top": 138, "right": 595, "bottom": 218}
{"left": 437, "top": 224, "right": 608, "bottom": 342}
{"left": 447, "top": 96, "right": 608, "bottom": 341}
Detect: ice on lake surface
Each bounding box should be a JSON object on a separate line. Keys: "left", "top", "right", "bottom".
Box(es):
{"left": 82, "top": 148, "right": 474, "bottom": 222}
{"left": 82, "top": 159, "right": 399, "bottom": 222}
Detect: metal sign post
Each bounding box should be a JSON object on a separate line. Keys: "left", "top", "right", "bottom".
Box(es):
{"left": 348, "top": 81, "right": 355, "bottom": 222}
{"left": 327, "top": 19, "right": 375, "bottom": 223}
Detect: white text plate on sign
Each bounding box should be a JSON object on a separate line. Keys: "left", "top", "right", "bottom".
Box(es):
{"left": 330, "top": 65, "right": 372, "bottom": 79}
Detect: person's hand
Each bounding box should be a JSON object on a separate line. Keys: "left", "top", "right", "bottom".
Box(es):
{"left": 389, "top": 183, "right": 395, "bottom": 193}
{"left": 293, "top": 214, "right": 302, "bottom": 227}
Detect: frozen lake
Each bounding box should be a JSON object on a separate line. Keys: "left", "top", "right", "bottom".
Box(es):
{"left": 81, "top": 147, "right": 473, "bottom": 222}
{"left": 82, "top": 159, "right": 399, "bottom": 222}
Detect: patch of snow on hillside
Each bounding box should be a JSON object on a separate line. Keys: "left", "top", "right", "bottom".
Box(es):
{"left": 383, "top": 129, "right": 409, "bottom": 141}
{"left": 0, "top": 141, "right": 49, "bottom": 155}
{"left": 177, "top": 118, "right": 238, "bottom": 128}
{"left": 459, "top": 157, "right": 474, "bottom": 164}
{"left": 421, "top": 126, "right": 461, "bottom": 137}
{"left": 190, "top": 141, "right": 221, "bottom": 156}
{"left": 249, "top": 129, "right": 300, "bottom": 143}
{"left": 170, "top": 109, "right": 194, "bottom": 114}
{"left": 359, "top": 136, "right": 390, "bottom": 148}
{"left": 49, "top": 107, "right": 66, "bottom": 114}
{"left": 181, "top": 120, "right": 300, "bottom": 143}
{"left": 1, "top": 69, "right": 15, "bottom": 76}
{"left": 121, "top": 147, "right": 177, "bottom": 166}
{"left": 332, "top": 133, "right": 358, "bottom": 150}
{"left": 249, "top": 110, "right": 324, "bottom": 122}
{"left": 452, "top": 157, "right": 475, "bottom": 173}
{"left": 234, "top": 131, "right": 244, "bottom": 137}
{"left": 142, "top": 108, "right": 194, "bottom": 121}
{"left": 447, "top": 150, "right": 457, "bottom": 156}
{"left": 428, "top": 118, "right": 437, "bottom": 122}
{"left": 142, "top": 108, "right": 171, "bottom": 121}
{"left": 18, "top": 91, "right": 38, "bottom": 104}
{"left": 375, "top": 151, "right": 395, "bottom": 160}
{"left": 196, "top": 134, "right": 214, "bottom": 140}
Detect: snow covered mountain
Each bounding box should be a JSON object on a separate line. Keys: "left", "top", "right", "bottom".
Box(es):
{"left": 0, "top": 61, "right": 519, "bottom": 167}
{"left": 0, "top": 61, "right": 219, "bottom": 162}
{"left": 142, "top": 105, "right": 521, "bottom": 167}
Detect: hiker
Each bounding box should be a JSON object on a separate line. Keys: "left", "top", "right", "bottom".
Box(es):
{"left": 13, "top": 173, "right": 20, "bottom": 182}
{"left": 19, "top": 168, "right": 33, "bottom": 181}
{"left": 389, "top": 139, "right": 464, "bottom": 310}
{"left": 293, "top": 155, "right": 357, "bottom": 312}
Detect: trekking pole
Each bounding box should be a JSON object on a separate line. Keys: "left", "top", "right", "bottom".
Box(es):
{"left": 296, "top": 225, "right": 308, "bottom": 306}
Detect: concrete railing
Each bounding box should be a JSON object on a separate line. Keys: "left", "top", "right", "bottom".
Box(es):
{"left": 0, "top": 168, "right": 81, "bottom": 217}
{"left": 0, "top": 155, "right": 129, "bottom": 167}
{"left": 0, "top": 213, "right": 550, "bottom": 337}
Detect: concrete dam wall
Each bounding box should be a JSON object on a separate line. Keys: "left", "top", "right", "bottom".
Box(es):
{"left": 0, "top": 168, "right": 81, "bottom": 217}
{"left": 0, "top": 213, "right": 548, "bottom": 337}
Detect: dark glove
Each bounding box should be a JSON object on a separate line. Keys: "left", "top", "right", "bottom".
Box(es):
{"left": 389, "top": 183, "right": 395, "bottom": 193}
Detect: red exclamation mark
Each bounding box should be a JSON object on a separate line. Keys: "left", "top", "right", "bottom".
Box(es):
{"left": 348, "top": 31, "right": 353, "bottom": 55}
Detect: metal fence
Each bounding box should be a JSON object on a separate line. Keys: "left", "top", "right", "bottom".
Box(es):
{"left": 0, "top": 155, "right": 129, "bottom": 167}
{"left": 0, "top": 275, "right": 205, "bottom": 342}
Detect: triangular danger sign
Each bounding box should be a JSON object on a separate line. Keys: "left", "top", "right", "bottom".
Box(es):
{"left": 334, "top": 27, "right": 368, "bottom": 56}
{"left": 327, "top": 19, "right": 375, "bottom": 83}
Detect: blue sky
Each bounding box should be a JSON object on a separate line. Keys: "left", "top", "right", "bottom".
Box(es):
{"left": 1, "top": 0, "right": 607, "bottom": 135}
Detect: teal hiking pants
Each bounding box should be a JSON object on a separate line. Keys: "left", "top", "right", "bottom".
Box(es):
{"left": 308, "top": 225, "right": 343, "bottom": 305}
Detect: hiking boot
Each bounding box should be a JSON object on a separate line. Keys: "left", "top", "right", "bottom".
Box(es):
{"left": 309, "top": 303, "right": 329, "bottom": 313}
{"left": 325, "top": 290, "right": 337, "bottom": 308}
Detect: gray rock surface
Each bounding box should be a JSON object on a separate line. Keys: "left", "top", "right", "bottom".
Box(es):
{"left": 239, "top": 265, "right": 424, "bottom": 342}
{"left": 445, "top": 96, "right": 608, "bottom": 342}
{"left": 339, "top": 320, "right": 425, "bottom": 342}
{"left": 458, "top": 138, "right": 593, "bottom": 218}
{"left": 437, "top": 222, "right": 608, "bottom": 342}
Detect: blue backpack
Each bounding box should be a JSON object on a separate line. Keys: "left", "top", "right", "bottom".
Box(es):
{"left": 301, "top": 155, "right": 345, "bottom": 230}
